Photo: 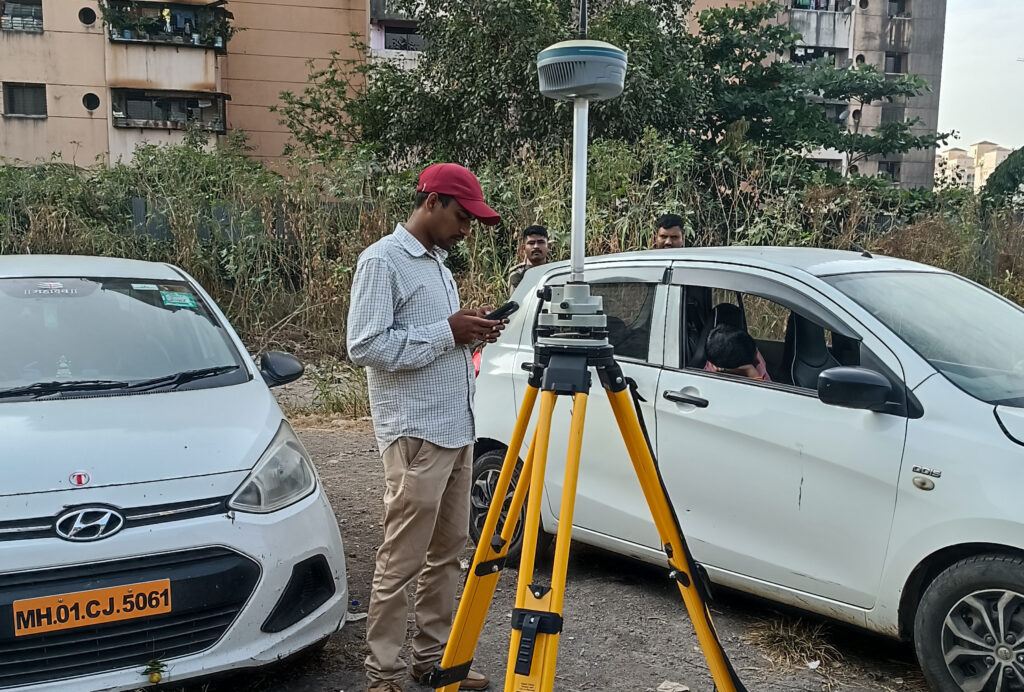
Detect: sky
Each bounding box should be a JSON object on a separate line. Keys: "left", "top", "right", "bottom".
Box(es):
{"left": 937, "top": 0, "right": 1024, "bottom": 151}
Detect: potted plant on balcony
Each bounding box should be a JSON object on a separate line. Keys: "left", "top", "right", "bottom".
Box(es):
{"left": 99, "top": 1, "right": 148, "bottom": 41}
{"left": 197, "top": 8, "right": 238, "bottom": 49}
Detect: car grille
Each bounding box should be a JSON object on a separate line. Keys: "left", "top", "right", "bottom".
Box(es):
{"left": 0, "top": 547, "right": 260, "bottom": 689}
{"left": 0, "top": 496, "right": 228, "bottom": 542}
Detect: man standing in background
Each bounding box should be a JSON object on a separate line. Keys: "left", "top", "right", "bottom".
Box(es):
{"left": 347, "top": 163, "right": 504, "bottom": 692}
{"left": 508, "top": 224, "right": 551, "bottom": 290}
{"left": 653, "top": 213, "right": 686, "bottom": 249}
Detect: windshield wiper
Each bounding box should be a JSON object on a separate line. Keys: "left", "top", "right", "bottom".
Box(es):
{"left": 0, "top": 380, "right": 132, "bottom": 400}
{"left": 126, "top": 365, "right": 241, "bottom": 392}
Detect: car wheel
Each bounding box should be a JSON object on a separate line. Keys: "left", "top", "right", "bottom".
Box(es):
{"left": 470, "top": 448, "right": 552, "bottom": 564}
{"left": 914, "top": 554, "right": 1024, "bottom": 692}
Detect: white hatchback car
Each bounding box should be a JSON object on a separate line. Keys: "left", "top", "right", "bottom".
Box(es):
{"left": 473, "top": 247, "right": 1024, "bottom": 692}
{"left": 0, "top": 256, "right": 348, "bottom": 691}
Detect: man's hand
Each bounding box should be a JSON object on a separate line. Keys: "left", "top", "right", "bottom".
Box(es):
{"left": 448, "top": 309, "right": 506, "bottom": 345}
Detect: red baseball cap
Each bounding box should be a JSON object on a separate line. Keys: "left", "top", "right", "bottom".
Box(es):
{"left": 417, "top": 163, "right": 501, "bottom": 226}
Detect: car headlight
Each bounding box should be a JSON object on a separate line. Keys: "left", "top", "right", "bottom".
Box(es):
{"left": 229, "top": 421, "right": 317, "bottom": 513}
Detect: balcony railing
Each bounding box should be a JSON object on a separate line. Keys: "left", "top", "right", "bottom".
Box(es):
{"left": 100, "top": 1, "right": 235, "bottom": 52}
{"left": 111, "top": 89, "right": 228, "bottom": 134}
{"left": 112, "top": 116, "right": 225, "bottom": 133}
{"left": 887, "top": 16, "right": 911, "bottom": 52}
{"left": 789, "top": 2, "right": 853, "bottom": 50}
{"left": 791, "top": 0, "right": 852, "bottom": 11}
{"left": 1, "top": 1, "right": 43, "bottom": 33}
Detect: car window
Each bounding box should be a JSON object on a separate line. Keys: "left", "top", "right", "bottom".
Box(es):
{"left": 0, "top": 277, "right": 246, "bottom": 395}
{"left": 827, "top": 271, "right": 1024, "bottom": 406}
{"left": 590, "top": 282, "right": 658, "bottom": 361}
{"left": 681, "top": 286, "right": 865, "bottom": 389}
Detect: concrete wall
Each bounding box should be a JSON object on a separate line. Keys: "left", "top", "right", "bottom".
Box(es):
{"left": 106, "top": 43, "right": 219, "bottom": 93}
{"left": 0, "top": 0, "right": 110, "bottom": 163}
{"left": 853, "top": 0, "right": 946, "bottom": 188}
{"left": 222, "top": 0, "right": 368, "bottom": 164}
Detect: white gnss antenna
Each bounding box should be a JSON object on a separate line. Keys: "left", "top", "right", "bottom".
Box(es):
{"left": 533, "top": 2, "right": 627, "bottom": 348}
{"left": 536, "top": 0, "right": 627, "bottom": 285}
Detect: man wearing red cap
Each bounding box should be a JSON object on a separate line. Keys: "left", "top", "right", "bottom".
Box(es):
{"left": 347, "top": 163, "right": 503, "bottom": 692}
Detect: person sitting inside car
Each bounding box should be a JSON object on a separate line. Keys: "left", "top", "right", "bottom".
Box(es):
{"left": 705, "top": 324, "right": 771, "bottom": 381}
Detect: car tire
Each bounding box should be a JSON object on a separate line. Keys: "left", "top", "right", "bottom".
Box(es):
{"left": 469, "top": 448, "right": 553, "bottom": 565}
{"left": 914, "top": 554, "right": 1024, "bottom": 692}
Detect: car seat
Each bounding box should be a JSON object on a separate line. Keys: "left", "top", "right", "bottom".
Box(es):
{"left": 688, "top": 303, "right": 747, "bottom": 368}
{"left": 779, "top": 313, "right": 839, "bottom": 388}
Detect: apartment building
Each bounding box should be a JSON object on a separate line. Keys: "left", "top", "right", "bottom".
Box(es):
{"left": 0, "top": 0, "right": 368, "bottom": 166}
{"left": 936, "top": 146, "right": 975, "bottom": 189}
{"left": 937, "top": 142, "right": 1014, "bottom": 193}
{"left": 694, "top": 0, "right": 947, "bottom": 189}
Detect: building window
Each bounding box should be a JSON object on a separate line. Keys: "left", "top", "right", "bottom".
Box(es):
{"left": 1, "top": 1, "right": 43, "bottom": 33}
{"left": 791, "top": 46, "right": 836, "bottom": 65}
{"left": 589, "top": 282, "right": 658, "bottom": 361}
{"left": 879, "top": 161, "right": 902, "bottom": 183}
{"left": 3, "top": 83, "right": 47, "bottom": 117}
{"left": 383, "top": 24, "right": 424, "bottom": 51}
{"left": 884, "top": 52, "right": 906, "bottom": 74}
{"left": 880, "top": 105, "right": 905, "bottom": 123}
{"left": 111, "top": 90, "right": 227, "bottom": 133}
{"left": 887, "top": 0, "right": 909, "bottom": 16}
{"left": 821, "top": 103, "right": 849, "bottom": 126}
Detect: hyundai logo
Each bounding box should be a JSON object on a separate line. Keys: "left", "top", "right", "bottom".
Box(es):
{"left": 54, "top": 507, "right": 126, "bottom": 542}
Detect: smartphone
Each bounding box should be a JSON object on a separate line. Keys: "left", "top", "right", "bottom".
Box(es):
{"left": 484, "top": 301, "right": 519, "bottom": 321}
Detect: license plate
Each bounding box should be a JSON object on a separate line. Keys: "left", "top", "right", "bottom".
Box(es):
{"left": 13, "top": 579, "right": 171, "bottom": 636}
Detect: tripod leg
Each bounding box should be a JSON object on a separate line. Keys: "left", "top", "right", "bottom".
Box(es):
{"left": 506, "top": 391, "right": 589, "bottom": 692}
{"left": 606, "top": 387, "right": 747, "bottom": 692}
{"left": 429, "top": 384, "right": 540, "bottom": 691}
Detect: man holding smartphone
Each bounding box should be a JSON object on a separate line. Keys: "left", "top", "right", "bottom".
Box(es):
{"left": 347, "top": 163, "right": 504, "bottom": 692}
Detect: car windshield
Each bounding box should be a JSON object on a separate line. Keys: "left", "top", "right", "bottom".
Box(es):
{"left": 826, "top": 271, "right": 1024, "bottom": 407}
{"left": 0, "top": 277, "right": 246, "bottom": 399}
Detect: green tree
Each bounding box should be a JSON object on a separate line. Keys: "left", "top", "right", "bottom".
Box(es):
{"left": 277, "top": 0, "right": 703, "bottom": 168}
{"left": 276, "top": 0, "right": 946, "bottom": 182}
{"left": 693, "top": 2, "right": 948, "bottom": 177}
{"left": 983, "top": 147, "right": 1024, "bottom": 205}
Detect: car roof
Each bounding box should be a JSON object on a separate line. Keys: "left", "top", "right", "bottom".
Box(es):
{"left": 548, "top": 246, "right": 944, "bottom": 278}
{"left": 0, "top": 255, "right": 183, "bottom": 281}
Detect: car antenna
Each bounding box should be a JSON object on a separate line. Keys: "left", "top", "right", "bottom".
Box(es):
{"left": 851, "top": 242, "right": 872, "bottom": 258}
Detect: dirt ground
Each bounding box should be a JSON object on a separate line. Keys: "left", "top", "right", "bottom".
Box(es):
{"left": 179, "top": 418, "right": 930, "bottom": 692}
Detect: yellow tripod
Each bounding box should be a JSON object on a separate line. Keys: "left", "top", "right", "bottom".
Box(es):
{"left": 422, "top": 317, "right": 748, "bottom": 692}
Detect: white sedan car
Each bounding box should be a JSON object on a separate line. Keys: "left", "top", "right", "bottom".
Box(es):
{"left": 0, "top": 256, "right": 348, "bottom": 691}
{"left": 473, "top": 247, "right": 1024, "bottom": 692}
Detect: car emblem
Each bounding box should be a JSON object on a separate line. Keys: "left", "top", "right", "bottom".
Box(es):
{"left": 55, "top": 507, "right": 126, "bottom": 542}
{"left": 69, "top": 472, "right": 91, "bottom": 487}
{"left": 37, "top": 281, "right": 64, "bottom": 290}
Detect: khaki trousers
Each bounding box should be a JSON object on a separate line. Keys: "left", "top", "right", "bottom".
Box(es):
{"left": 365, "top": 437, "right": 473, "bottom": 686}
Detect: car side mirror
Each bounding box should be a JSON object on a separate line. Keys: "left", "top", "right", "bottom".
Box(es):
{"left": 818, "top": 367, "right": 892, "bottom": 412}
{"left": 260, "top": 351, "right": 304, "bottom": 388}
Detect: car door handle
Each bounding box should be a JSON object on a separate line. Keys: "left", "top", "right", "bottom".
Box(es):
{"left": 663, "top": 390, "right": 709, "bottom": 408}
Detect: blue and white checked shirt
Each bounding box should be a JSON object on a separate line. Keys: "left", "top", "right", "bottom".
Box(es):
{"left": 347, "top": 225, "right": 475, "bottom": 454}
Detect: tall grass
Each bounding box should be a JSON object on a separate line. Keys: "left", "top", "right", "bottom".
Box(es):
{"left": 2, "top": 131, "right": 1022, "bottom": 364}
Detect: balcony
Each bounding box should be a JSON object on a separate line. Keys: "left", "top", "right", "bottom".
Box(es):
{"left": 370, "top": 0, "right": 411, "bottom": 22}
{"left": 788, "top": 1, "right": 853, "bottom": 50}
{"left": 100, "top": 1, "right": 235, "bottom": 53}
{"left": 111, "top": 89, "right": 228, "bottom": 134}
{"left": 1, "top": 1, "right": 43, "bottom": 33}
{"left": 887, "top": 16, "right": 912, "bottom": 52}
